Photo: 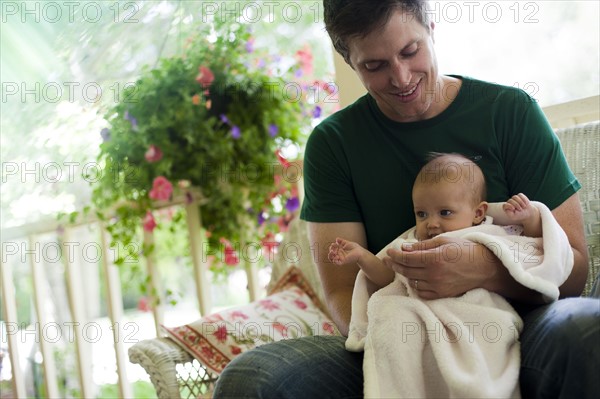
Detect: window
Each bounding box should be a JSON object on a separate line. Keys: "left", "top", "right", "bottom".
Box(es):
{"left": 433, "top": 0, "right": 599, "bottom": 106}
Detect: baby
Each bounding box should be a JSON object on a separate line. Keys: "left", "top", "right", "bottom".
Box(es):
{"left": 328, "top": 153, "right": 543, "bottom": 289}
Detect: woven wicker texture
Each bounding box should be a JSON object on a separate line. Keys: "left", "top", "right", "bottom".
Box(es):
{"left": 555, "top": 121, "right": 600, "bottom": 296}
{"left": 128, "top": 337, "right": 217, "bottom": 399}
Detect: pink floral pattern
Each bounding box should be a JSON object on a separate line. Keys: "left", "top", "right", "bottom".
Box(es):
{"left": 142, "top": 211, "right": 157, "bottom": 232}
{"left": 149, "top": 176, "right": 173, "bottom": 201}
{"left": 162, "top": 267, "right": 339, "bottom": 375}
{"left": 144, "top": 145, "right": 163, "bottom": 163}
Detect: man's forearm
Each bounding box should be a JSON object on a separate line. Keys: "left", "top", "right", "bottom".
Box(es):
{"left": 325, "top": 289, "right": 354, "bottom": 337}
{"left": 559, "top": 247, "right": 589, "bottom": 297}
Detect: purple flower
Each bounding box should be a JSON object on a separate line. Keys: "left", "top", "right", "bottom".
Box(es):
{"left": 100, "top": 128, "right": 111, "bottom": 142}
{"left": 285, "top": 197, "right": 300, "bottom": 213}
{"left": 312, "top": 105, "right": 322, "bottom": 119}
{"left": 124, "top": 110, "right": 138, "bottom": 131}
{"left": 231, "top": 126, "right": 241, "bottom": 139}
{"left": 258, "top": 212, "right": 266, "bottom": 226}
{"left": 294, "top": 69, "right": 303, "bottom": 78}
{"left": 245, "top": 38, "right": 255, "bottom": 53}
{"left": 220, "top": 114, "right": 229, "bottom": 124}
{"left": 268, "top": 124, "right": 278, "bottom": 137}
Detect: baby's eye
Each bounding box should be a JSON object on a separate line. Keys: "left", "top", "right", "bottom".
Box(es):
{"left": 416, "top": 211, "right": 426, "bottom": 218}
{"left": 440, "top": 210, "right": 453, "bottom": 216}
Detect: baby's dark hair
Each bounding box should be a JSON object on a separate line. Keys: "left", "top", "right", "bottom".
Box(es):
{"left": 415, "top": 152, "right": 487, "bottom": 204}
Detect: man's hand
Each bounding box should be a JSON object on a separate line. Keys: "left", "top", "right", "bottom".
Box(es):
{"left": 383, "top": 236, "right": 497, "bottom": 299}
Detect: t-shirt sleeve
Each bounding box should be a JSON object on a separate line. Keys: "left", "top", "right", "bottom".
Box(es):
{"left": 498, "top": 90, "right": 580, "bottom": 210}
{"left": 300, "top": 125, "right": 363, "bottom": 222}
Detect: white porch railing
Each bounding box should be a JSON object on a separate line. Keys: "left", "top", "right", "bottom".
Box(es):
{"left": 1, "top": 194, "right": 262, "bottom": 398}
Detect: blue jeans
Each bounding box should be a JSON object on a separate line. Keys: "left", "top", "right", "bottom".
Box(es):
{"left": 213, "top": 297, "right": 600, "bottom": 398}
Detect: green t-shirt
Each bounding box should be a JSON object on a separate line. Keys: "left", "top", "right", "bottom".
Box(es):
{"left": 300, "top": 76, "right": 580, "bottom": 254}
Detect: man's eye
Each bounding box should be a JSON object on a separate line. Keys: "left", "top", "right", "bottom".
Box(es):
{"left": 364, "top": 62, "right": 382, "bottom": 71}
{"left": 401, "top": 43, "right": 419, "bottom": 58}
{"left": 440, "top": 210, "right": 452, "bottom": 216}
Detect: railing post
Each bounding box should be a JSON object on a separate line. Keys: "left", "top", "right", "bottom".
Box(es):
{"left": 185, "top": 202, "right": 211, "bottom": 316}
{"left": 245, "top": 257, "right": 261, "bottom": 302}
{"left": 61, "top": 228, "right": 94, "bottom": 398}
{"left": 0, "top": 257, "right": 27, "bottom": 398}
{"left": 28, "top": 235, "right": 60, "bottom": 398}
{"left": 143, "top": 228, "right": 164, "bottom": 336}
{"left": 99, "top": 224, "right": 133, "bottom": 399}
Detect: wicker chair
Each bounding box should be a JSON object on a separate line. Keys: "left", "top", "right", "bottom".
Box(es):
{"left": 129, "top": 119, "right": 600, "bottom": 399}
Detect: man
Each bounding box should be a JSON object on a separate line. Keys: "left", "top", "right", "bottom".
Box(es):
{"left": 214, "top": 1, "right": 599, "bottom": 397}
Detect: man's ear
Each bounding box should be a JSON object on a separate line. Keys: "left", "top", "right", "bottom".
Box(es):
{"left": 473, "top": 201, "right": 488, "bottom": 224}
{"left": 430, "top": 21, "right": 436, "bottom": 42}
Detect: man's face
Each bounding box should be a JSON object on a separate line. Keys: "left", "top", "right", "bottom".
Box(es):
{"left": 348, "top": 10, "right": 442, "bottom": 122}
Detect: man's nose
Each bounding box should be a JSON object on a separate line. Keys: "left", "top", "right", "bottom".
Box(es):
{"left": 389, "top": 60, "right": 411, "bottom": 88}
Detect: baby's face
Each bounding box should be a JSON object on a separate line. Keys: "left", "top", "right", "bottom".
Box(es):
{"left": 412, "top": 180, "right": 484, "bottom": 241}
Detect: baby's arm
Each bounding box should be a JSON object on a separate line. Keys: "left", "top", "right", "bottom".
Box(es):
{"left": 502, "top": 193, "right": 542, "bottom": 237}
{"left": 328, "top": 238, "right": 395, "bottom": 288}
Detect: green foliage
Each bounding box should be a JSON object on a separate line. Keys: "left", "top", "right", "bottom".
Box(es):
{"left": 91, "top": 17, "right": 320, "bottom": 277}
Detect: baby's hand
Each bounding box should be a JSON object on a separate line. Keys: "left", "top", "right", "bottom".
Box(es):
{"left": 502, "top": 193, "right": 536, "bottom": 223}
{"left": 328, "top": 238, "right": 362, "bottom": 265}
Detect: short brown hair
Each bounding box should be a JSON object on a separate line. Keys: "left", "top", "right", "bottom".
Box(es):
{"left": 323, "top": 0, "right": 431, "bottom": 65}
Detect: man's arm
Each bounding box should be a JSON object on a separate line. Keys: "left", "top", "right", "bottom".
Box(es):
{"left": 551, "top": 192, "right": 589, "bottom": 296}
{"left": 308, "top": 221, "right": 367, "bottom": 336}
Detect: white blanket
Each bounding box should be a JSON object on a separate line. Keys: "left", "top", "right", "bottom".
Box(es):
{"left": 345, "top": 201, "right": 573, "bottom": 398}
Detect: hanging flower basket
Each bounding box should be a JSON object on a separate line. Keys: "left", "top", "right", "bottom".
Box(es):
{"left": 91, "top": 18, "right": 332, "bottom": 277}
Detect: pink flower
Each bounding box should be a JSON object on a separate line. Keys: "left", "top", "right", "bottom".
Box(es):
{"left": 213, "top": 324, "right": 228, "bottom": 343}
{"left": 261, "top": 232, "right": 279, "bottom": 258}
{"left": 149, "top": 176, "right": 173, "bottom": 201}
{"left": 142, "top": 211, "right": 157, "bottom": 232}
{"left": 294, "top": 298, "right": 307, "bottom": 310}
{"left": 201, "top": 346, "right": 215, "bottom": 360}
{"left": 144, "top": 145, "right": 163, "bottom": 163}
{"left": 275, "top": 149, "right": 290, "bottom": 167}
{"left": 259, "top": 299, "right": 280, "bottom": 311}
{"left": 230, "top": 345, "right": 242, "bottom": 355}
{"left": 323, "top": 322, "right": 335, "bottom": 335}
{"left": 224, "top": 249, "right": 239, "bottom": 266}
{"left": 137, "top": 296, "right": 151, "bottom": 312}
{"left": 220, "top": 238, "right": 240, "bottom": 266}
{"left": 296, "top": 46, "right": 313, "bottom": 76}
{"left": 230, "top": 310, "right": 249, "bottom": 320}
{"left": 196, "top": 66, "right": 215, "bottom": 87}
{"left": 273, "top": 322, "right": 288, "bottom": 337}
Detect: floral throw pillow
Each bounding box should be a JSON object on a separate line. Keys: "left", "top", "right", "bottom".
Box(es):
{"left": 162, "top": 267, "right": 339, "bottom": 375}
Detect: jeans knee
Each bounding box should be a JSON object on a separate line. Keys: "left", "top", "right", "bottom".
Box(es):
{"left": 540, "top": 298, "right": 600, "bottom": 350}
{"left": 520, "top": 298, "right": 600, "bottom": 397}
